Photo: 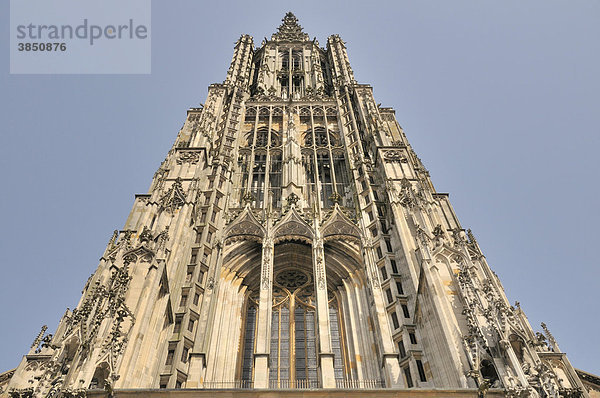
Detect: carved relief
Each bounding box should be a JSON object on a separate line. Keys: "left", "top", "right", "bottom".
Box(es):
{"left": 314, "top": 242, "right": 326, "bottom": 290}
{"left": 382, "top": 149, "right": 408, "bottom": 163}
{"left": 176, "top": 150, "right": 201, "bottom": 165}
{"left": 261, "top": 239, "right": 273, "bottom": 290}
{"left": 122, "top": 245, "right": 154, "bottom": 263}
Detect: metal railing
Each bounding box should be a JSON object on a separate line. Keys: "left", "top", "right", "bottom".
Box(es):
{"left": 200, "top": 379, "right": 385, "bottom": 390}
{"left": 201, "top": 380, "right": 254, "bottom": 389}
{"left": 269, "top": 379, "right": 320, "bottom": 389}
{"left": 335, "top": 379, "right": 385, "bottom": 389}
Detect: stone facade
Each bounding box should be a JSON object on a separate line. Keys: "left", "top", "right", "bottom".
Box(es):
{"left": 2, "top": 12, "right": 596, "bottom": 398}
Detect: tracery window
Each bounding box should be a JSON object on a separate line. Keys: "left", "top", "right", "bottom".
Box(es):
{"left": 292, "top": 50, "right": 302, "bottom": 71}
{"left": 314, "top": 128, "right": 327, "bottom": 147}
{"left": 300, "top": 107, "right": 349, "bottom": 209}
{"left": 239, "top": 267, "right": 348, "bottom": 388}
{"left": 278, "top": 48, "right": 304, "bottom": 98}
{"left": 238, "top": 106, "right": 283, "bottom": 208}
{"left": 269, "top": 151, "right": 283, "bottom": 208}
{"left": 333, "top": 150, "right": 349, "bottom": 198}
{"left": 279, "top": 50, "right": 289, "bottom": 71}
{"left": 251, "top": 153, "right": 266, "bottom": 207}
{"left": 317, "top": 151, "right": 333, "bottom": 206}
{"left": 269, "top": 270, "right": 317, "bottom": 388}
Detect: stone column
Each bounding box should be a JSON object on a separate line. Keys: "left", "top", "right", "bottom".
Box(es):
{"left": 253, "top": 237, "right": 274, "bottom": 388}
{"left": 312, "top": 238, "right": 336, "bottom": 388}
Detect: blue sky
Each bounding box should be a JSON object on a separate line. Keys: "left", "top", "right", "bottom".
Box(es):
{"left": 1, "top": 0, "right": 598, "bottom": 376}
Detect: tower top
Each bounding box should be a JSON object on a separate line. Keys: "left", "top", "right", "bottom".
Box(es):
{"left": 271, "top": 12, "right": 310, "bottom": 42}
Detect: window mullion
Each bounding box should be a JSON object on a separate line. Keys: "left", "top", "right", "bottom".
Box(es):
{"left": 309, "top": 106, "right": 323, "bottom": 209}
{"left": 324, "top": 105, "right": 338, "bottom": 189}
{"left": 264, "top": 106, "right": 272, "bottom": 210}
{"left": 246, "top": 106, "right": 260, "bottom": 192}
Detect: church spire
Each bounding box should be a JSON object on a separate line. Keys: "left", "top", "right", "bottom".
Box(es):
{"left": 271, "top": 12, "right": 310, "bottom": 42}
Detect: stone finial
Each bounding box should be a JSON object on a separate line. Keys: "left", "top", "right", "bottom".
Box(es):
{"left": 242, "top": 191, "right": 255, "bottom": 206}
{"left": 541, "top": 322, "right": 560, "bottom": 352}
{"left": 107, "top": 230, "right": 118, "bottom": 249}
{"left": 328, "top": 192, "right": 342, "bottom": 205}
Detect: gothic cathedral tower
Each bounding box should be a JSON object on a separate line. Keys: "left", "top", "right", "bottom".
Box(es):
{"left": 3, "top": 13, "right": 593, "bottom": 398}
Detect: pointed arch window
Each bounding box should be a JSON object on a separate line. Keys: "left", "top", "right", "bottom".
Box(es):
{"left": 300, "top": 107, "right": 349, "bottom": 208}
{"left": 279, "top": 50, "right": 289, "bottom": 71}
{"left": 269, "top": 151, "right": 283, "bottom": 208}
{"left": 292, "top": 50, "right": 302, "bottom": 71}
{"left": 239, "top": 267, "right": 348, "bottom": 388}
{"left": 251, "top": 153, "right": 266, "bottom": 207}
{"left": 239, "top": 115, "right": 283, "bottom": 208}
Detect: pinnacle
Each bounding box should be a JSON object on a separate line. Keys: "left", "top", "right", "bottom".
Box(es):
{"left": 271, "top": 11, "right": 310, "bottom": 42}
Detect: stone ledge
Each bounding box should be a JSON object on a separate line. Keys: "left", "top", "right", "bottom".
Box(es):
{"left": 86, "top": 388, "right": 506, "bottom": 397}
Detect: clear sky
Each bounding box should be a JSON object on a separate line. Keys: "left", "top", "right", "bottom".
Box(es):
{"left": 1, "top": 0, "right": 598, "bottom": 376}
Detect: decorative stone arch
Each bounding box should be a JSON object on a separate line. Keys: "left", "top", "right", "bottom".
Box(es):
{"left": 122, "top": 245, "right": 155, "bottom": 264}
{"left": 158, "top": 177, "right": 188, "bottom": 214}
{"left": 229, "top": 239, "right": 366, "bottom": 293}
{"left": 432, "top": 245, "right": 468, "bottom": 267}
{"left": 50, "top": 334, "right": 81, "bottom": 379}
{"left": 224, "top": 207, "right": 266, "bottom": 244}
{"left": 273, "top": 208, "right": 313, "bottom": 244}
{"left": 432, "top": 248, "right": 471, "bottom": 293}
{"left": 272, "top": 241, "right": 314, "bottom": 280}
{"left": 322, "top": 240, "right": 382, "bottom": 381}
{"left": 321, "top": 205, "right": 361, "bottom": 243}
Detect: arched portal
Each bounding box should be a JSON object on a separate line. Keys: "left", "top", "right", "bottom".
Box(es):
{"left": 234, "top": 240, "right": 381, "bottom": 387}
